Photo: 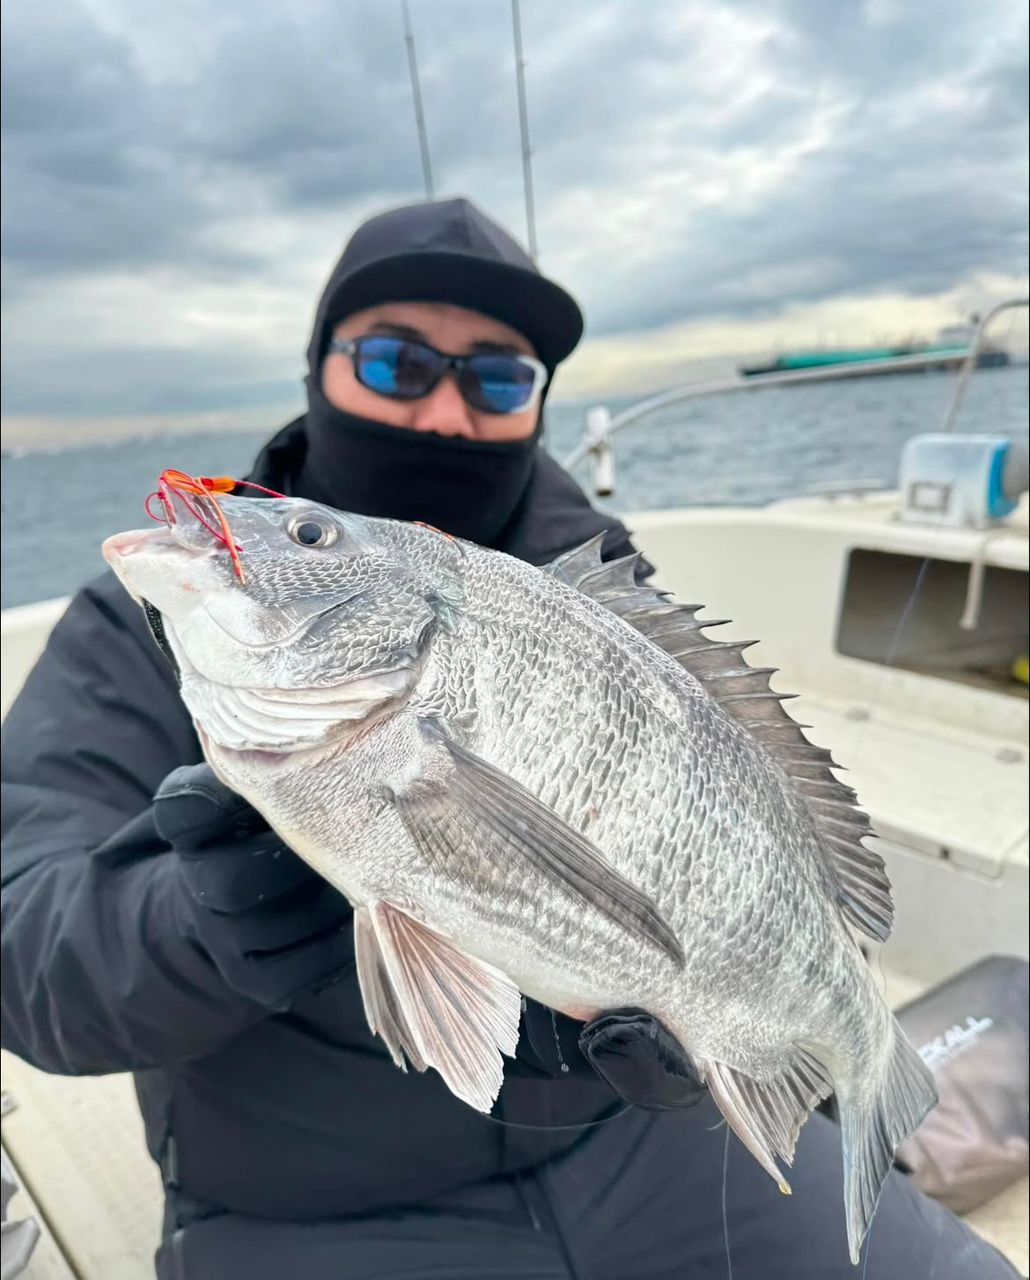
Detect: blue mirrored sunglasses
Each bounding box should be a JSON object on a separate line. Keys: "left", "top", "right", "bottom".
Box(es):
{"left": 327, "top": 334, "right": 548, "bottom": 416}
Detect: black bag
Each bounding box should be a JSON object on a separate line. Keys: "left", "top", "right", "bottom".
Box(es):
{"left": 894, "top": 955, "right": 1029, "bottom": 1214}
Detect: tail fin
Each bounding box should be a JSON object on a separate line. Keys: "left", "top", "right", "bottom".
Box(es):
{"left": 839, "top": 1020, "right": 937, "bottom": 1264}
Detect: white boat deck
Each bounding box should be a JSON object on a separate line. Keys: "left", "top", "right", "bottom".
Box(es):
{"left": 2, "top": 1063, "right": 161, "bottom": 1280}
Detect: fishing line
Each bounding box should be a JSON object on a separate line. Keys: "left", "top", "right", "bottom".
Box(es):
{"left": 721, "top": 1121, "right": 734, "bottom": 1280}
{"left": 848, "top": 552, "right": 932, "bottom": 1005}
{"left": 845, "top": 553, "right": 932, "bottom": 767}
{"left": 479, "top": 1103, "right": 633, "bottom": 1133}
{"left": 550, "top": 1008, "right": 571, "bottom": 1074}
{"left": 841, "top": 363, "right": 1022, "bottom": 779}
{"left": 860, "top": 1208, "right": 875, "bottom": 1280}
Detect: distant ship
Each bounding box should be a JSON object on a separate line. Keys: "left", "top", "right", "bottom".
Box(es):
{"left": 739, "top": 322, "right": 1011, "bottom": 378}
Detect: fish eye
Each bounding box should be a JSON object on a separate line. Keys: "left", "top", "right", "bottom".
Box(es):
{"left": 287, "top": 516, "right": 338, "bottom": 548}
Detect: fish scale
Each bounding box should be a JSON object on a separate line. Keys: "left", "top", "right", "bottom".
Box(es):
{"left": 103, "top": 490, "right": 937, "bottom": 1264}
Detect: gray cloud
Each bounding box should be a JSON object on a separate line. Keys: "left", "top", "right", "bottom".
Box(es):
{"left": 1, "top": 0, "right": 1026, "bottom": 416}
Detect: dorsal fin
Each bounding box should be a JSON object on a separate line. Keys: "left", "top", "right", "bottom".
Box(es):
{"left": 547, "top": 538, "right": 892, "bottom": 942}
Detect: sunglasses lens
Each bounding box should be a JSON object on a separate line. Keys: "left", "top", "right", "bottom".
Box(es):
{"left": 354, "top": 337, "right": 441, "bottom": 400}
{"left": 462, "top": 355, "right": 540, "bottom": 414}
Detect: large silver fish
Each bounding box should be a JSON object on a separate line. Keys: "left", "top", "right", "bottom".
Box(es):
{"left": 103, "top": 486, "right": 936, "bottom": 1262}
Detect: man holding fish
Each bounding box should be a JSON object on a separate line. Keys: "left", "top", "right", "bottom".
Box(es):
{"left": 1, "top": 199, "right": 1016, "bottom": 1278}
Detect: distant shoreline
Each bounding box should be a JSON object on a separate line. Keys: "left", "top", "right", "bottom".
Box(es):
{"left": 0, "top": 408, "right": 300, "bottom": 455}
{"left": 3, "top": 360, "right": 1027, "bottom": 456}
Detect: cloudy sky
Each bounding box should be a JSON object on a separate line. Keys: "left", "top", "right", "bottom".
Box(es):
{"left": 1, "top": 0, "right": 1027, "bottom": 438}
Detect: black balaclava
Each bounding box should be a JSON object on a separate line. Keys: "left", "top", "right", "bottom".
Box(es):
{"left": 301, "top": 380, "right": 541, "bottom": 546}
{"left": 296, "top": 197, "right": 584, "bottom": 547}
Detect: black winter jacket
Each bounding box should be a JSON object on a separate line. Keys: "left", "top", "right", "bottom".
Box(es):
{"left": 1, "top": 421, "right": 648, "bottom": 1247}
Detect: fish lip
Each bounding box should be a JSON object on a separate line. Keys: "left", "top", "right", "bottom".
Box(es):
{"left": 102, "top": 525, "right": 179, "bottom": 568}
{"left": 102, "top": 527, "right": 196, "bottom": 605}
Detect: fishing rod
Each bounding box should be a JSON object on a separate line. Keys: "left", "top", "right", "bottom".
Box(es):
{"left": 397, "top": 0, "right": 540, "bottom": 256}
{"left": 401, "top": 0, "right": 435, "bottom": 201}
{"left": 511, "top": 0, "right": 539, "bottom": 262}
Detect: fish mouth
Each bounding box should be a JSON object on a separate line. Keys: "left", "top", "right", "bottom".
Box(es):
{"left": 103, "top": 481, "right": 237, "bottom": 578}
{"left": 102, "top": 526, "right": 198, "bottom": 606}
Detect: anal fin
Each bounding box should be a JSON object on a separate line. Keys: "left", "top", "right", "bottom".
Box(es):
{"left": 701, "top": 1049, "right": 834, "bottom": 1194}
{"left": 361, "top": 900, "right": 522, "bottom": 1114}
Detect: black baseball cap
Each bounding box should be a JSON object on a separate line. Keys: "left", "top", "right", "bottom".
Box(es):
{"left": 306, "top": 197, "right": 584, "bottom": 376}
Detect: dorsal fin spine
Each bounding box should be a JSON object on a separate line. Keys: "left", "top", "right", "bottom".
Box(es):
{"left": 549, "top": 535, "right": 894, "bottom": 944}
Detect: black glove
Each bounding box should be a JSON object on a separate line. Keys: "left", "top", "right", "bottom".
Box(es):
{"left": 518, "top": 998, "right": 707, "bottom": 1111}
{"left": 579, "top": 1008, "right": 707, "bottom": 1110}
{"left": 154, "top": 764, "right": 354, "bottom": 1011}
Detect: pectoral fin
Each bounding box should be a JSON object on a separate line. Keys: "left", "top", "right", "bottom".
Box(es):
{"left": 387, "top": 719, "right": 684, "bottom": 966}
{"left": 358, "top": 899, "right": 521, "bottom": 1113}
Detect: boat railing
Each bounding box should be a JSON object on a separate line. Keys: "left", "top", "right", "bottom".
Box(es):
{"left": 940, "top": 297, "right": 1029, "bottom": 434}
{"left": 563, "top": 296, "right": 1029, "bottom": 499}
